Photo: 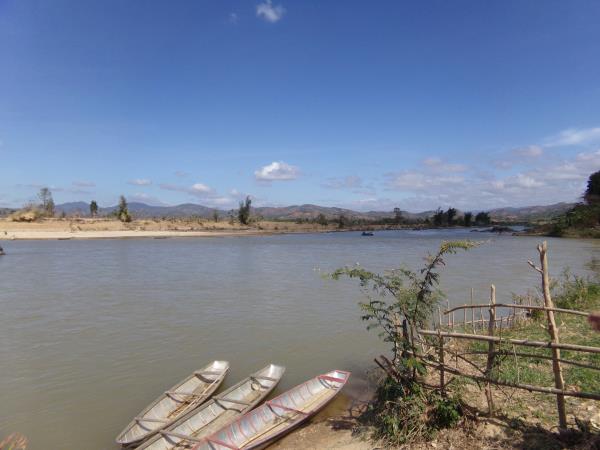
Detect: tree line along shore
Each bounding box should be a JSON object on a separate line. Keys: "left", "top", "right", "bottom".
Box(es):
{"left": 3, "top": 168, "right": 600, "bottom": 240}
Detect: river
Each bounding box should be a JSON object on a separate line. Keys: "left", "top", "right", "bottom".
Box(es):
{"left": 1, "top": 229, "right": 599, "bottom": 448}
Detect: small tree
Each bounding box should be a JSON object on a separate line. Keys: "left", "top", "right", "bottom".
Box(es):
{"left": 117, "top": 195, "right": 131, "bottom": 222}
{"left": 238, "top": 196, "right": 251, "bottom": 225}
{"left": 212, "top": 210, "right": 219, "bottom": 222}
{"left": 584, "top": 170, "right": 600, "bottom": 205}
{"left": 330, "top": 241, "right": 478, "bottom": 444}
{"left": 331, "top": 240, "right": 477, "bottom": 371}
{"left": 337, "top": 214, "right": 347, "bottom": 229}
{"left": 446, "top": 207, "right": 457, "bottom": 226}
{"left": 316, "top": 213, "right": 328, "bottom": 226}
{"left": 394, "top": 207, "right": 403, "bottom": 225}
{"left": 38, "top": 187, "right": 55, "bottom": 217}
{"left": 432, "top": 208, "right": 445, "bottom": 227}
{"left": 475, "top": 211, "right": 491, "bottom": 226}
{"left": 463, "top": 211, "right": 473, "bottom": 227}
{"left": 90, "top": 200, "right": 98, "bottom": 217}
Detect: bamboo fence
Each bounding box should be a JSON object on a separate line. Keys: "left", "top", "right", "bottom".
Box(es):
{"left": 416, "top": 241, "right": 600, "bottom": 429}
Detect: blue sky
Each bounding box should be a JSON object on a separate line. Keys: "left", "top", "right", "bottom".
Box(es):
{"left": 1, "top": 0, "right": 600, "bottom": 211}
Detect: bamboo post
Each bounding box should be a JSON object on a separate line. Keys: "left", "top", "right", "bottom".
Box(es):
{"left": 471, "top": 288, "right": 475, "bottom": 333}
{"left": 479, "top": 308, "right": 484, "bottom": 331}
{"left": 531, "top": 241, "right": 567, "bottom": 429}
{"left": 463, "top": 306, "right": 467, "bottom": 331}
{"left": 438, "top": 306, "right": 442, "bottom": 329}
{"left": 438, "top": 329, "right": 445, "bottom": 397}
{"left": 447, "top": 300, "right": 450, "bottom": 327}
{"left": 484, "top": 284, "right": 497, "bottom": 415}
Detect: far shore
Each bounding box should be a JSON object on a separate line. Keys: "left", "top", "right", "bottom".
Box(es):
{"left": 0, "top": 217, "right": 380, "bottom": 241}
{"left": 0, "top": 217, "right": 533, "bottom": 241}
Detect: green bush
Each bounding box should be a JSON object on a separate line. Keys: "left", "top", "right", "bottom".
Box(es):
{"left": 552, "top": 269, "right": 600, "bottom": 310}
{"left": 363, "top": 377, "right": 463, "bottom": 445}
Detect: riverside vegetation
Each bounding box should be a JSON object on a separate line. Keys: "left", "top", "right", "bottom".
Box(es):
{"left": 533, "top": 169, "right": 600, "bottom": 238}
{"left": 330, "top": 241, "right": 479, "bottom": 445}
{"left": 331, "top": 242, "right": 600, "bottom": 448}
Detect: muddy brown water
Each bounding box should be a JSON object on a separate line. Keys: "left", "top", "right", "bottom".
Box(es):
{"left": 1, "top": 230, "right": 599, "bottom": 449}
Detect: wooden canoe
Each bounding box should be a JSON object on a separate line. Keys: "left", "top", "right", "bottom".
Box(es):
{"left": 194, "top": 369, "right": 350, "bottom": 450}
{"left": 136, "top": 364, "right": 286, "bottom": 450}
{"left": 116, "top": 360, "right": 230, "bottom": 447}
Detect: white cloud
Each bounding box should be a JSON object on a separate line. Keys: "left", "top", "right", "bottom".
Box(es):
{"left": 256, "top": 0, "right": 285, "bottom": 23}
{"left": 160, "top": 182, "right": 214, "bottom": 197}
{"left": 191, "top": 183, "right": 212, "bottom": 193}
{"left": 128, "top": 179, "right": 152, "bottom": 186}
{"left": 174, "top": 170, "right": 190, "bottom": 178}
{"left": 254, "top": 161, "right": 299, "bottom": 182}
{"left": 545, "top": 126, "right": 600, "bottom": 147}
{"left": 514, "top": 174, "right": 544, "bottom": 188}
{"left": 386, "top": 172, "right": 465, "bottom": 190}
{"left": 375, "top": 144, "right": 600, "bottom": 211}
{"left": 158, "top": 182, "right": 247, "bottom": 208}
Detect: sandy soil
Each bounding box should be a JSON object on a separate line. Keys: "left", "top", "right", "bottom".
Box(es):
{"left": 0, "top": 218, "right": 339, "bottom": 240}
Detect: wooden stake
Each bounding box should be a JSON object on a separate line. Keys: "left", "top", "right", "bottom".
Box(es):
{"left": 537, "top": 241, "right": 567, "bottom": 429}
{"left": 471, "top": 288, "right": 475, "bottom": 333}
{"left": 438, "top": 329, "right": 445, "bottom": 397}
{"left": 485, "top": 284, "right": 496, "bottom": 415}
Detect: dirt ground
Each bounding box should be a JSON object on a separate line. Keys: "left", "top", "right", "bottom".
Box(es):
{"left": 269, "top": 360, "right": 600, "bottom": 450}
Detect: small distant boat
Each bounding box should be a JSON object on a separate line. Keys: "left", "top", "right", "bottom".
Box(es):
{"left": 116, "top": 360, "right": 230, "bottom": 447}
{"left": 361, "top": 231, "right": 374, "bottom": 236}
{"left": 194, "top": 370, "right": 350, "bottom": 450}
{"left": 136, "top": 364, "right": 286, "bottom": 450}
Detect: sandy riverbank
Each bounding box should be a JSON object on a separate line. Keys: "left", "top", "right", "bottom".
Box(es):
{"left": 0, "top": 218, "right": 340, "bottom": 240}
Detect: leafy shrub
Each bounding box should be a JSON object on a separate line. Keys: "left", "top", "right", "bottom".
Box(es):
{"left": 552, "top": 269, "right": 600, "bottom": 310}
{"left": 363, "top": 377, "right": 463, "bottom": 445}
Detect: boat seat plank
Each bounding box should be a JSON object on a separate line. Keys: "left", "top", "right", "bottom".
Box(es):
{"left": 266, "top": 401, "right": 308, "bottom": 415}
{"left": 214, "top": 397, "right": 250, "bottom": 406}
{"left": 318, "top": 375, "right": 346, "bottom": 384}
{"left": 165, "top": 390, "right": 206, "bottom": 397}
{"left": 135, "top": 417, "right": 168, "bottom": 423}
{"left": 159, "top": 430, "right": 203, "bottom": 443}
{"left": 251, "top": 375, "right": 278, "bottom": 382}
{"left": 195, "top": 370, "right": 222, "bottom": 376}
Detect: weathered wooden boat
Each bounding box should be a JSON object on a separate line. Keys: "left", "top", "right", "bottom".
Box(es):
{"left": 136, "top": 364, "right": 286, "bottom": 450}
{"left": 194, "top": 369, "right": 350, "bottom": 450}
{"left": 116, "top": 360, "right": 230, "bottom": 447}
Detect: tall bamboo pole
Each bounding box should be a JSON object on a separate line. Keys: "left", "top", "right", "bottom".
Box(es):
{"left": 438, "top": 329, "right": 445, "bottom": 397}
{"left": 471, "top": 288, "right": 475, "bottom": 333}
{"left": 484, "top": 284, "right": 496, "bottom": 415}
{"left": 535, "top": 241, "right": 567, "bottom": 429}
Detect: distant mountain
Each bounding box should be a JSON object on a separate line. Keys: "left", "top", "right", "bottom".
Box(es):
{"left": 488, "top": 203, "right": 575, "bottom": 222}
{"left": 48, "top": 201, "right": 575, "bottom": 223}
{"left": 55, "top": 202, "right": 226, "bottom": 218}
{"left": 253, "top": 204, "right": 435, "bottom": 221}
